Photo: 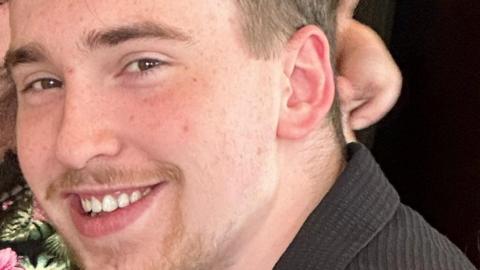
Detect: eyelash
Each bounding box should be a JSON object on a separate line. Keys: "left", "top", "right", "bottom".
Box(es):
{"left": 121, "top": 58, "right": 167, "bottom": 79}
{"left": 20, "top": 58, "right": 167, "bottom": 93}
{"left": 21, "top": 78, "right": 62, "bottom": 93}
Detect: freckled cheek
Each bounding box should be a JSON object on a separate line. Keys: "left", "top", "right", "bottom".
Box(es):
{"left": 16, "top": 140, "right": 47, "bottom": 193}
{"left": 16, "top": 110, "right": 61, "bottom": 178}
{"left": 119, "top": 84, "right": 204, "bottom": 148}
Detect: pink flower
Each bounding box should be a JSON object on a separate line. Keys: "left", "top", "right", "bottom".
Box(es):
{"left": 1, "top": 200, "right": 13, "bottom": 211}
{"left": 0, "top": 248, "right": 22, "bottom": 270}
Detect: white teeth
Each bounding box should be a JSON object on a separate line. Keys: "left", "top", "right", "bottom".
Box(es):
{"left": 81, "top": 187, "right": 154, "bottom": 215}
{"left": 102, "top": 195, "right": 118, "bottom": 212}
{"left": 81, "top": 198, "right": 92, "bottom": 213}
{"left": 91, "top": 197, "right": 103, "bottom": 213}
{"left": 130, "top": 191, "right": 142, "bottom": 203}
{"left": 117, "top": 193, "right": 130, "bottom": 208}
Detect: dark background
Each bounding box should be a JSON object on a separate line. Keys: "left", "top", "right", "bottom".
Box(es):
{"left": 356, "top": 0, "right": 480, "bottom": 267}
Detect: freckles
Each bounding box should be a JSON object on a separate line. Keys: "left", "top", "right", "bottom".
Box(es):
{"left": 182, "top": 123, "right": 190, "bottom": 134}
{"left": 141, "top": 97, "right": 156, "bottom": 107}
{"left": 41, "top": 144, "right": 49, "bottom": 153}
{"left": 66, "top": 1, "right": 76, "bottom": 10}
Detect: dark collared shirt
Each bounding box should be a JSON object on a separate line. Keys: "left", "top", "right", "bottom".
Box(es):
{"left": 275, "top": 143, "right": 475, "bottom": 270}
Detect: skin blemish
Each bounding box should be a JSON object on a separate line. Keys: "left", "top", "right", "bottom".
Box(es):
{"left": 182, "top": 124, "right": 189, "bottom": 133}
{"left": 142, "top": 97, "right": 154, "bottom": 106}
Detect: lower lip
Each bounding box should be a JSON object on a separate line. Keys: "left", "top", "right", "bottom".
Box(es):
{"left": 69, "top": 183, "right": 166, "bottom": 238}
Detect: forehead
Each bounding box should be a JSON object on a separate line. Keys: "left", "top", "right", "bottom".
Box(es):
{"left": 9, "top": 0, "right": 238, "bottom": 47}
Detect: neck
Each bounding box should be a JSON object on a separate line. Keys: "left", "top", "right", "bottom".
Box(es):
{"left": 224, "top": 136, "right": 345, "bottom": 270}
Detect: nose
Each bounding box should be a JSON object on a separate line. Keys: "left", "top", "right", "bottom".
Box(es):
{"left": 55, "top": 82, "right": 121, "bottom": 169}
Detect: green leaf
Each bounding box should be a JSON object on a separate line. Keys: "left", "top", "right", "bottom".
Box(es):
{"left": 21, "top": 253, "right": 70, "bottom": 270}
{"left": 43, "top": 233, "right": 72, "bottom": 264}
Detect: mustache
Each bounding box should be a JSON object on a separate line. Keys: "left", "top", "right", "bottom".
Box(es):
{"left": 46, "top": 161, "right": 184, "bottom": 200}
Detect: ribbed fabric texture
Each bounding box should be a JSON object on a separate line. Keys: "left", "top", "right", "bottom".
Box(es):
{"left": 274, "top": 143, "right": 475, "bottom": 270}
{"left": 346, "top": 205, "right": 476, "bottom": 270}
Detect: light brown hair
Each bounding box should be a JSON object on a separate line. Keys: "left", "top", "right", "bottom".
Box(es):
{"left": 236, "top": 0, "right": 344, "bottom": 144}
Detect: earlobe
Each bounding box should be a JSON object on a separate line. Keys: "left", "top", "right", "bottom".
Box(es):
{"left": 277, "top": 25, "right": 335, "bottom": 140}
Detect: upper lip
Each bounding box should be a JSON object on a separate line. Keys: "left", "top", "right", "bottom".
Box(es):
{"left": 61, "top": 182, "right": 162, "bottom": 198}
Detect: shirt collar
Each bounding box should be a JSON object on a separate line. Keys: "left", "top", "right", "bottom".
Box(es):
{"left": 275, "top": 143, "right": 400, "bottom": 270}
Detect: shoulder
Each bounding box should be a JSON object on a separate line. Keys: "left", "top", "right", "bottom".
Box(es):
{"left": 346, "top": 204, "right": 476, "bottom": 270}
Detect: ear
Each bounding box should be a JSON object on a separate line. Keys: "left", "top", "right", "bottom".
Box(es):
{"left": 336, "top": 76, "right": 357, "bottom": 142}
{"left": 336, "top": 20, "right": 402, "bottom": 130}
{"left": 277, "top": 25, "right": 335, "bottom": 140}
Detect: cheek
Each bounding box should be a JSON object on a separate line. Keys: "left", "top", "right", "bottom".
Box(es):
{"left": 16, "top": 107, "right": 60, "bottom": 191}
{"left": 121, "top": 90, "right": 198, "bottom": 151}
{"left": 118, "top": 73, "right": 218, "bottom": 155}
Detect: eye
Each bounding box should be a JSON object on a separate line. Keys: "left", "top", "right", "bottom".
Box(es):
{"left": 23, "top": 78, "right": 63, "bottom": 92}
{"left": 124, "top": 58, "right": 164, "bottom": 73}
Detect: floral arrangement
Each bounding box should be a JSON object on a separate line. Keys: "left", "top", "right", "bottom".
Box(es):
{"left": 0, "top": 151, "right": 76, "bottom": 270}
{"left": 0, "top": 248, "right": 22, "bottom": 270}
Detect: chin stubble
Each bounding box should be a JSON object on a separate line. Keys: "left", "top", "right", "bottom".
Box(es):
{"left": 59, "top": 189, "right": 222, "bottom": 270}
{"left": 45, "top": 162, "right": 228, "bottom": 270}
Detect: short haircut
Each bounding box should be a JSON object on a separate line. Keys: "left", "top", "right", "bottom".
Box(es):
{"left": 236, "top": 0, "right": 344, "bottom": 144}
{"left": 236, "top": 0, "right": 339, "bottom": 59}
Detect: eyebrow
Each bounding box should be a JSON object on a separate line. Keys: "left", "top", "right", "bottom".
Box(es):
{"left": 4, "top": 21, "right": 192, "bottom": 72}
{"left": 4, "top": 43, "right": 47, "bottom": 72}
{"left": 83, "top": 21, "right": 192, "bottom": 49}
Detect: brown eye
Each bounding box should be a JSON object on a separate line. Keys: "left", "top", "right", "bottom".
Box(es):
{"left": 138, "top": 59, "right": 161, "bottom": 71}
{"left": 28, "top": 78, "right": 63, "bottom": 92}
{"left": 125, "top": 58, "right": 163, "bottom": 73}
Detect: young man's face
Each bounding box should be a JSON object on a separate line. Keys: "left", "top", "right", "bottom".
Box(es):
{"left": 9, "top": 0, "right": 283, "bottom": 268}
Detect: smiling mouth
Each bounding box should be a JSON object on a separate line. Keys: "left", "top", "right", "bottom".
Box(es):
{"left": 79, "top": 186, "right": 153, "bottom": 217}
{"left": 68, "top": 183, "right": 166, "bottom": 238}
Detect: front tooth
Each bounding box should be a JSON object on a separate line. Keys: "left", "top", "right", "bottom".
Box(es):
{"left": 81, "top": 198, "right": 92, "bottom": 213}
{"left": 91, "top": 197, "right": 102, "bottom": 213}
{"left": 117, "top": 193, "right": 130, "bottom": 208}
{"left": 130, "top": 191, "right": 142, "bottom": 203}
{"left": 102, "top": 195, "right": 118, "bottom": 212}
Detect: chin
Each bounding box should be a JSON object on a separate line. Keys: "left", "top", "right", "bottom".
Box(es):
{"left": 54, "top": 219, "right": 219, "bottom": 270}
